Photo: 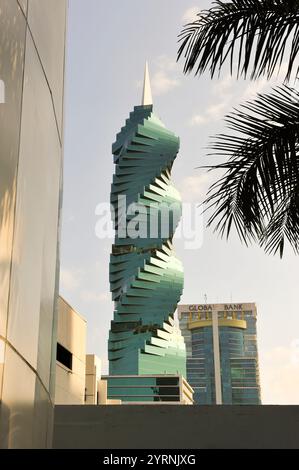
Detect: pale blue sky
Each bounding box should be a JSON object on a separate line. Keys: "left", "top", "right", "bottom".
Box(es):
{"left": 61, "top": 0, "right": 299, "bottom": 404}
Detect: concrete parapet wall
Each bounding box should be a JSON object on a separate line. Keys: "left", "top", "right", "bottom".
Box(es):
{"left": 53, "top": 405, "right": 299, "bottom": 449}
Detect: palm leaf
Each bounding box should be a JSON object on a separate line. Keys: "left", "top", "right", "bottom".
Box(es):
{"left": 178, "top": 0, "right": 299, "bottom": 81}
{"left": 203, "top": 85, "right": 299, "bottom": 256}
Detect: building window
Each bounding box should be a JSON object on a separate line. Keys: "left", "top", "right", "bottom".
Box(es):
{"left": 56, "top": 343, "right": 73, "bottom": 370}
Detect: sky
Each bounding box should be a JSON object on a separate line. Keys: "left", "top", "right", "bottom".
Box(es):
{"left": 60, "top": 0, "right": 299, "bottom": 404}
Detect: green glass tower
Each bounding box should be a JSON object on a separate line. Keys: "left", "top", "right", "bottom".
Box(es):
{"left": 108, "top": 64, "right": 186, "bottom": 383}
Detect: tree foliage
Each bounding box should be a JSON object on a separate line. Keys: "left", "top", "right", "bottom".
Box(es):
{"left": 178, "top": 0, "right": 299, "bottom": 82}
{"left": 204, "top": 86, "right": 299, "bottom": 257}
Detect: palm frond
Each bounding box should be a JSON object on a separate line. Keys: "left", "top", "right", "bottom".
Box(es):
{"left": 261, "top": 192, "right": 299, "bottom": 256}
{"left": 178, "top": 0, "right": 299, "bottom": 82}
{"left": 203, "top": 85, "right": 299, "bottom": 256}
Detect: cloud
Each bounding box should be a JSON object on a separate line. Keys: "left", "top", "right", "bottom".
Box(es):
{"left": 152, "top": 56, "right": 180, "bottom": 95}
{"left": 190, "top": 100, "right": 230, "bottom": 127}
{"left": 188, "top": 70, "right": 286, "bottom": 128}
{"left": 240, "top": 77, "right": 269, "bottom": 102}
{"left": 182, "top": 6, "right": 199, "bottom": 24}
{"left": 190, "top": 114, "right": 207, "bottom": 126}
{"left": 207, "top": 101, "right": 230, "bottom": 119}
{"left": 192, "top": 77, "right": 270, "bottom": 128}
{"left": 151, "top": 71, "right": 180, "bottom": 95}
{"left": 212, "top": 75, "right": 234, "bottom": 95}
{"left": 189, "top": 72, "right": 271, "bottom": 128}
{"left": 178, "top": 173, "right": 216, "bottom": 203}
{"left": 155, "top": 55, "right": 179, "bottom": 72}
{"left": 190, "top": 74, "right": 234, "bottom": 126}
{"left": 60, "top": 268, "right": 84, "bottom": 291}
{"left": 137, "top": 55, "right": 180, "bottom": 96}
{"left": 236, "top": 62, "right": 289, "bottom": 106}
{"left": 189, "top": 76, "right": 268, "bottom": 127}
{"left": 260, "top": 344, "right": 299, "bottom": 404}
{"left": 80, "top": 289, "right": 110, "bottom": 303}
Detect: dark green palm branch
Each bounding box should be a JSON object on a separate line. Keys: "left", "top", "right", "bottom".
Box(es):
{"left": 178, "top": 0, "right": 299, "bottom": 82}
{"left": 204, "top": 85, "right": 299, "bottom": 257}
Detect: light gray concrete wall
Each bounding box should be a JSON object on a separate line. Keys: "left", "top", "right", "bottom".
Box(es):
{"left": 53, "top": 405, "right": 299, "bottom": 449}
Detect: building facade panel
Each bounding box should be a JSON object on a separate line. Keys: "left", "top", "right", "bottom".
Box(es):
{"left": 6, "top": 30, "right": 62, "bottom": 377}
{"left": 1, "top": 345, "right": 41, "bottom": 448}
{"left": 0, "top": 0, "right": 26, "bottom": 339}
{"left": 18, "top": 0, "right": 28, "bottom": 16}
{"left": 0, "top": 0, "right": 67, "bottom": 448}
{"left": 27, "top": 0, "right": 67, "bottom": 135}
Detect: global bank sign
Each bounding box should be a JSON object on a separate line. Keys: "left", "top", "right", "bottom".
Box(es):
{"left": 188, "top": 304, "right": 243, "bottom": 312}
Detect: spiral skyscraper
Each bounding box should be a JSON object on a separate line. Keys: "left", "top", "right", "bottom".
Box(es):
{"left": 108, "top": 64, "right": 186, "bottom": 383}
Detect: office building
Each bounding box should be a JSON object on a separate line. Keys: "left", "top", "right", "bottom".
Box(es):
{"left": 55, "top": 297, "right": 87, "bottom": 405}
{"left": 85, "top": 354, "right": 102, "bottom": 404}
{"left": 178, "top": 303, "right": 261, "bottom": 405}
{"left": 108, "top": 64, "right": 186, "bottom": 396}
{"left": 101, "top": 375, "right": 193, "bottom": 404}
{"left": 55, "top": 307, "right": 120, "bottom": 406}
{"left": 0, "top": 0, "right": 67, "bottom": 448}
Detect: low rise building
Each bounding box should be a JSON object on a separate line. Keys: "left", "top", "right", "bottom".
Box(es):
{"left": 55, "top": 297, "right": 87, "bottom": 404}
{"left": 101, "top": 374, "right": 193, "bottom": 405}
{"left": 85, "top": 354, "right": 102, "bottom": 404}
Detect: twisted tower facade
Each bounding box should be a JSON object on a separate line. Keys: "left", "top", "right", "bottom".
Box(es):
{"left": 109, "top": 64, "right": 186, "bottom": 378}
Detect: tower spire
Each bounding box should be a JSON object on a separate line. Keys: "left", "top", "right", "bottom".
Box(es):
{"left": 141, "top": 61, "right": 153, "bottom": 106}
